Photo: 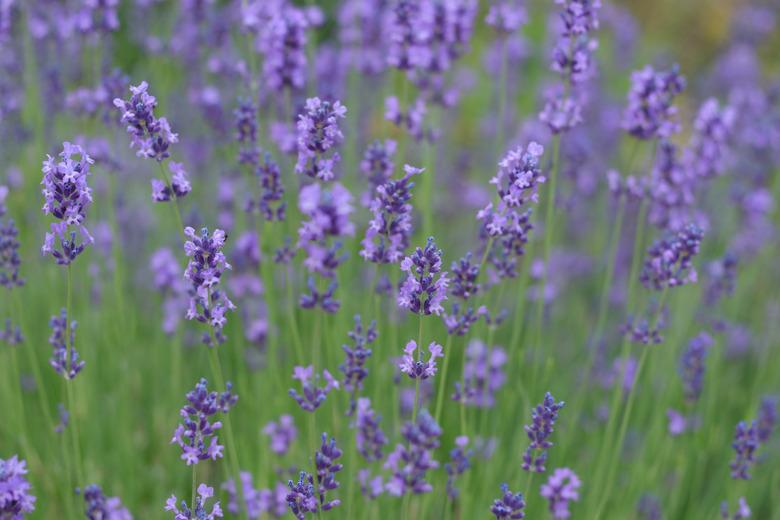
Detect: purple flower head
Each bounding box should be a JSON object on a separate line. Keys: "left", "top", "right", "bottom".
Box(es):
{"left": 622, "top": 65, "right": 686, "bottom": 140}
{"left": 444, "top": 436, "right": 473, "bottom": 498}
{"left": 491, "top": 483, "right": 526, "bottom": 519}
{"left": 313, "top": 434, "right": 343, "bottom": 509}
{"left": 299, "top": 277, "right": 341, "bottom": 313}
{"left": 666, "top": 408, "right": 688, "bottom": 436}
{"left": 387, "top": 0, "right": 420, "bottom": 71}
{"left": 730, "top": 420, "right": 759, "bottom": 479}
{"left": 339, "top": 315, "right": 378, "bottom": 414}
{"left": 443, "top": 303, "right": 481, "bottom": 336}
{"left": 234, "top": 98, "right": 259, "bottom": 166}
{"left": 295, "top": 98, "right": 347, "bottom": 181}
{"left": 357, "top": 470, "right": 384, "bottom": 500}
{"left": 221, "top": 472, "right": 268, "bottom": 519}
{"left": 486, "top": 2, "right": 528, "bottom": 34}
{"left": 551, "top": 0, "right": 601, "bottom": 83}
{"left": 354, "top": 398, "right": 388, "bottom": 462}
{"left": 247, "top": 152, "right": 286, "bottom": 222}
{"left": 41, "top": 142, "right": 95, "bottom": 265}
{"left": 721, "top": 497, "right": 751, "bottom": 520}
{"left": 338, "top": 0, "right": 390, "bottom": 75}
{"left": 683, "top": 98, "right": 736, "bottom": 180}
{"left": 398, "top": 237, "right": 449, "bottom": 315}
{"left": 704, "top": 254, "right": 738, "bottom": 306}
{"left": 170, "top": 378, "right": 238, "bottom": 466}
{"left": 0, "top": 319, "right": 23, "bottom": 346}
{"left": 361, "top": 165, "right": 422, "bottom": 264}
{"left": 540, "top": 467, "right": 581, "bottom": 519}
{"left": 0, "top": 216, "right": 22, "bottom": 289}
{"left": 452, "top": 340, "right": 507, "bottom": 407}
{"left": 258, "top": 5, "right": 310, "bottom": 92}
{"left": 640, "top": 224, "right": 703, "bottom": 291}
{"left": 360, "top": 139, "right": 397, "bottom": 196}
{"left": 114, "top": 81, "right": 179, "bottom": 162}
{"left": 289, "top": 365, "right": 339, "bottom": 412}
{"left": 82, "top": 484, "right": 132, "bottom": 520}
{"left": 297, "top": 182, "right": 355, "bottom": 276}
{"left": 0, "top": 455, "right": 36, "bottom": 517}
{"left": 286, "top": 472, "right": 318, "bottom": 519}
{"left": 522, "top": 392, "right": 565, "bottom": 473}
{"left": 679, "top": 332, "right": 713, "bottom": 402}
{"left": 151, "top": 162, "right": 191, "bottom": 202}
{"left": 384, "top": 409, "right": 442, "bottom": 496}
{"left": 399, "top": 340, "right": 443, "bottom": 380}
{"left": 647, "top": 141, "right": 696, "bottom": 231}
{"left": 263, "top": 415, "right": 297, "bottom": 456}
{"left": 451, "top": 252, "right": 480, "bottom": 300}
{"left": 385, "top": 96, "right": 433, "bottom": 142}
{"left": 183, "top": 227, "right": 236, "bottom": 346}
{"left": 165, "top": 484, "right": 222, "bottom": 520}
{"left": 540, "top": 88, "right": 583, "bottom": 134}
{"left": 55, "top": 403, "right": 70, "bottom": 434}
{"left": 48, "top": 308, "right": 84, "bottom": 380}
{"left": 757, "top": 396, "right": 778, "bottom": 443}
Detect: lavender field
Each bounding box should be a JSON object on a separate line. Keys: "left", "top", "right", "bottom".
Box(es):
{"left": 1, "top": 0, "right": 779, "bottom": 518}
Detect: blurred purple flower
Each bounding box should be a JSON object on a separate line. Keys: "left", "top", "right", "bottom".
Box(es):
{"left": 263, "top": 415, "right": 297, "bottom": 457}
{"left": 622, "top": 65, "right": 686, "bottom": 140}
{"left": 384, "top": 409, "right": 441, "bottom": 496}
{"left": 289, "top": 365, "right": 339, "bottom": 412}
{"left": 540, "top": 467, "right": 581, "bottom": 519}
{"left": 0, "top": 455, "right": 36, "bottom": 517}
{"left": 522, "top": 392, "right": 565, "bottom": 473}
{"left": 491, "top": 483, "right": 525, "bottom": 519}
{"left": 295, "top": 97, "right": 347, "bottom": 181}
{"left": 48, "top": 308, "right": 84, "bottom": 380}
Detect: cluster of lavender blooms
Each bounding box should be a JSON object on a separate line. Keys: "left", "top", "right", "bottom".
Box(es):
{"left": 485, "top": 1, "right": 528, "bottom": 35}
{"left": 444, "top": 436, "right": 473, "bottom": 498}
{"left": 295, "top": 98, "right": 347, "bottom": 181}
{"left": 443, "top": 252, "right": 482, "bottom": 336}
{"left": 40, "top": 142, "right": 95, "bottom": 265}
{"left": 286, "top": 434, "right": 343, "bottom": 518}
{"left": 491, "top": 483, "right": 526, "bottom": 519}
{"left": 398, "top": 237, "right": 449, "bottom": 315}
{"left": 183, "top": 227, "right": 236, "bottom": 346}
{"left": 359, "top": 140, "right": 396, "bottom": 202}
{"left": 399, "top": 340, "right": 444, "bottom": 380}
{"left": 165, "top": 484, "right": 222, "bottom": 520}
{"left": 113, "top": 82, "right": 191, "bottom": 202}
{"left": 0, "top": 455, "right": 36, "bottom": 517}
{"left": 339, "top": 315, "right": 378, "bottom": 414}
{"left": 540, "top": 467, "right": 582, "bottom": 519}
{"left": 522, "top": 392, "right": 565, "bottom": 473}
{"left": 361, "top": 165, "right": 422, "bottom": 264}
{"left": 150, "top": 248, "right": 187, "bottom": 335}
{"left": 82, "top": 484, "right": 132, "bottom": 520}
{"left": 622, "top": 65, "right": 686, "bottom": 140}
{"left": 66, "top": 68, "right": 129, "bottom": 125}
{"left": 679, "top": 332, "right": 713, "bottom": 402}
{"left": 289, "top": 365, "right": 339, "bottom": 412}
{"left": 452, "top": 340, "right": 508, "bottom": 407}
{"left": 0, "top": 319, "right": 23, "bottom": 346}
{"left": 705, "top": 254, "right": 738, "bottom": 306}
{"left": 171, "top": 378, "right": 238, "bottom": 465}
{"left": 721, "top": 497, "right": 751, "bottom": 520}
{"left": 48, "top": 308, "right": 84, "bottom": 380}
{"left": 353, "top": 398, "right": 388, "bottom": 463}
{"left": 384, "top": 409, "right": 442, "bottom": 496}
{"left": 263, "top": 415, "right": 297, "bottom": 457}
{"left": 539, "top": 0, "right": 601, "bottom": 134}
{"left": 222, "top": 473, "right": 287, "bottom": 519}
{"left": 684, "top": 98, "right": 736, "bottom": 180}
{"left": 640, "top": 224, "right": 704, "bottom": 291}
{"left": 728, "top": 395, "right": 777, "bottom": 482}
{"left": 0, "top": 192, "right": 22, "bottom": 288}
{"left": 384, "top": 97, "right": 434, "bottom": 142}
{"left": 478, "top": 142, "right": 544, "bottom": 279}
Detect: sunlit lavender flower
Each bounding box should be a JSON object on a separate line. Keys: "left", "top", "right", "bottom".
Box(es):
{"left": 640, "top": 224, "right": 703, "bottom": 291}
{"left": 757, "top": 396, "right": 778, "bottom": 443}
{"left": 289, "top": 365, "right": 339, "bottom": 412}
{"left": 171, "top": 378, "right": 238, "bottom": 466}
{"left": 679, "top": 332, "right": 713, "bottom": 402}
{"left": 48, "top": 308, "right": 84, "bottom": 380}
{"left": 263, "top": 415, "right": 297, "bottom": 456}
{"left": 729, "top": 420, "right": 758, "bottom": 479}
{"left": 540, "top": 467, "right": 581, "bottom": 519}
{"left": 622, "top": 65, "right": 686, "bottom": 140}
{"left": 684, "top": 98, "right": 736, "bottom": 179}
{"left": 398, "top": 237, "right": 449, "bottom": 315}
{"left": 82, "top": 484, "right": 132, "bottom": 520}
{"left": 313, "top": 434, "right": 343, "bottom": 509}
{"left": 183, "top": 226, "right": 236, "bottom": 346}
{"left": 114, "top": 81, "right": 179, "bottom": 162}
{"left": 295, "top": 98, "right": 347, "bottom": 181}
{"left": 0, "top": 455, "right": 36, "bottom": 517}
{"left": 41, "top": 142, "right": 95, "bottom": 265}
{"left": 721, "top": 497, "right": 751, "bottom": 520}
{"left": 353, "top": 398, "right": 387, "bottom": 462}
{"left": 491, "top": 483, "right": 525, "bottom": 519}
{"left": 399, "top": 340, "right": 443, "bottom": 380}
{"left": 165, "top": 484, "right": 222, "bottom": 520}
{"left": 452, "top": 340, "right": 508, "bottom": 407}
{"left": 361, "top": 165, "right": 422, "bottom": 264}
{"left": 360, "top": 140, "right": 396, "bottom": 197}
{"left": 522, "top": 392, "right": 565, "bottom": 473}
{"left": 0, "top": 216, "right": 22, "bottom": 288}
{"left": 384, "top": 409, "right": 442, "bottom": 496}
{"left": 550, "top": 0, "right": 600, "bottom": 85}
{"left": 339, "top": 315, "right": 378, "bottom": 414}
{"left": 444, "top": 436, "right": 473, "bottom": 498}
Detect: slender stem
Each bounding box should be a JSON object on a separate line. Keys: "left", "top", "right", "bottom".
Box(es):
{"left": 434, "top": 335, "right": 453, "bottom": 424}
{"left": 191, "top": 464, "right": 197, "bottom": 511}
{"left": 412, "top": 314, "right": 424, "bottom": 423}
{"left": 157, "top": 162, "right": 185, "bottom": 236}
{"left": 65, "top": 264, "right": 85, "bottom": 490}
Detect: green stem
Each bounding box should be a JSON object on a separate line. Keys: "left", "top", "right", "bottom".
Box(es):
{"left": 433, "top": 335, "right": 453, "bottom": 424}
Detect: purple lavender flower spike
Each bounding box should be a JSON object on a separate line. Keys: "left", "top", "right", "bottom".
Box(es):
{"left": 757, "top": 396, "right": 778, "bottom": 443}
{"left": 384, "top": 409, "right": 442, "bottom": 496}
{"left": 0, "top": 319, "right": 23, "bottom": 346}
{"left": 704, "top": 254, "right": 738, "bottom": 306}
{"left": 183, "top": 226, "right": 236, "bottom": 346}
{"left": 289, "top": 365, "right": 339, "bottom": 412}
{"left": 622, "top": 65, "right": 686, "bottom": 140}
{"left": 0, "top": 216, "right": 23, "bottom": 288}
{"left": 263, "top": 415, "right": 297, "bottom": 456}
{"left": 257, "top": 5, "right": 310, "bottom": 93}
{"left": 222, "top": 472, "right": 267, "bottom": 519}
{"left": 313, "top": 434, "right": 343, "bottom": 510}
{"left": 540, "top": 467, "right": 582, "bottom": 519}
{"left": 387, "top": 0, "right": 419, "bottom": 72}
{"left": 247, "top": 152, "right": 286, "bottom": 222}
{"left": 357, "top": 470, "right": 383, "bottom": 500}
{"left": 286, "top": 472, "right": 318, "bottom": 519}
{"left": 445, "top": 436, "right": 473, "bottom": 498}
{"left": 398, "top": 237, "right": 449, "bottom": 315}
{"left": 679, "top": 332, "right": 713, "bottom": 402}
{"left": 729, "top": 420, "right": 758, "bottom": 479}
{"left": 339, "top": 315, "right": 378, "bottom": 415}
{"left": 0, "top": 455, "right": 36, "bottom": 517}
{"left": 361, "top": 165, "right": 423, "bottom": 264}
{"left": 299, "top": 277, "right": 341, "bottom": 313}
{"left": 522, "top": 392, "right": 565, "bottom": 473}
{"left": 55, "top": 403, "right": 70, "bottom": 434}
{"left": 295, "top": 98, "right": 347, "bottom": 181}
{"left": 235, "top": 98, "right": 259, "bottom": 166}
{"left": 684, "top": 98, "right": 736, "bottom": 180}
{"left": 491, "top": 483, "right": 525, "bottom": 519}
{"left": 171, "top": 378, "right": 238, "bottom": 466}
{"left": 48, "top": 308, "right": 84, "bottom": 380}
{"left": 399, "top": 340, "right": 443, "bottom": 380}
{"left": 114, "top": 81, "right": 179, "bottom": 162}
{"left": 360, "top": 140, "right": 397, "bottom": 198}
{"left": 452, "top": 340, "right": 508, "bottom": 407}
{"left": 640, "top": 224, "right": 703, "bottom": 291}
{"left": 486, "top": 2, "right": 528, "bottom": 34}
{"left": 353, "top": 398, "right": 388, "bottom": 462}
{"left": 721, "top": 497, "right": 751, "bottom": 520}
{"left": 82, "top": 484, "right": 132, "bottom": 520}
{"left": 384, "top": 96, "right": 432, "bottom": 142}
{"left": 165, "top": 483, "right": 222, "bottom": 519}
{"left": 41, "top": 142, "right": 95, "bottom": 265}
